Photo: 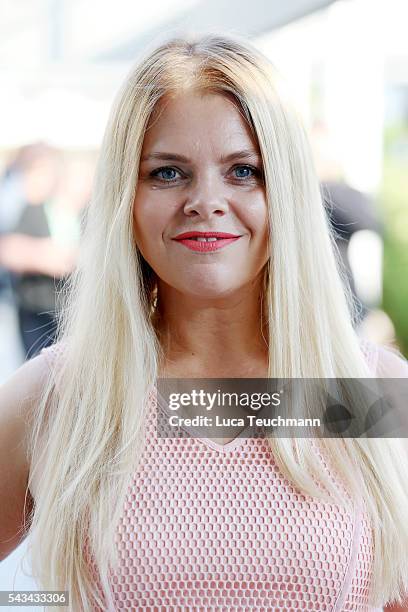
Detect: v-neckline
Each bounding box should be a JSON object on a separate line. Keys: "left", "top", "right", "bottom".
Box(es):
{"left": 155, "top": 388, "right": 255, "bottom": 452}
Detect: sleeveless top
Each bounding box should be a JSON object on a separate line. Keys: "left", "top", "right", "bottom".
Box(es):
{"left": 39, "top": 339, "right": 403, "bottom": 611}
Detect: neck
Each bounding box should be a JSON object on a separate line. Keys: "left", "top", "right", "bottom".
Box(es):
{"left": 154, "top": 276, "right": 269, "bottom": 377}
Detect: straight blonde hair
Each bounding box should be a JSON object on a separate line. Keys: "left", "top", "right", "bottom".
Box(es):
{"left": 25, "top": 31, "right": 408, "bottom": 610}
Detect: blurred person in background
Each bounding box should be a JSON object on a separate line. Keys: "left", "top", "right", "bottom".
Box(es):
{"left": 311, "top": 121, "right": 394, "bottom": 347}
{"left": 321, "top": 180, "right": 384, "bottom": 322}
{"left": 0, "top": 145, "right": 43, "bottom": 296}
{"left": 0, "top": 143, "right": 84, "bottom": 359}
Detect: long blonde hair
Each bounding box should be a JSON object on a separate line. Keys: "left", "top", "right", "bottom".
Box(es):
{"left": 25, "top": 31, "right": 408, "bottom": 609}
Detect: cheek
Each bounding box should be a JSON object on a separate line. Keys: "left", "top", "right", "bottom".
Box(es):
{"left": 132, "top": 192, "right": 169, "bottom": 255}
{"left": 133, "top": 194, "right": 152, "bottom": 252}
{"left": 241, "top": 194, "right": 268, "bottom": 237}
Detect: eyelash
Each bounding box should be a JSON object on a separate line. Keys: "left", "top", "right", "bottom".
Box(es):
{"left": 149, "top": 164, "right": 262, "bottom": 184}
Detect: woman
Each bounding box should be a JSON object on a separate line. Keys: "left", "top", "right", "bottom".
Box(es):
{"left": 1, "top": 32, "right": 408, "bottom": 611}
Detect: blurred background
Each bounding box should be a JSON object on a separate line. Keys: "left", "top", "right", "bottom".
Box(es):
{"left": 0, "top": 0, "right": 407, "bottom": 607}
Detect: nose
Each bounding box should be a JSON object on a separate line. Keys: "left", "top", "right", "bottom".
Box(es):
{"left": 183, "top": 174, "right": 228, "bottom": 218}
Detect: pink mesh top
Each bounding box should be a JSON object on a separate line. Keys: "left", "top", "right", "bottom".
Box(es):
{"left": 39, "top": 339, "right": 408, "bottom": 611}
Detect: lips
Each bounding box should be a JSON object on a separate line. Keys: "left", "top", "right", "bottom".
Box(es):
{"left": 173, "top": 231, "right": 241, "bottom": 240}
{"left": 171, "top": 234, "right": 241, "bottom": 253}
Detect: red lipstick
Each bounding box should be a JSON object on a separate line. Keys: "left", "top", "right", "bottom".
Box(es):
{"left": 172, "top": 230, "right": 242, "bottom": 252}
{"left": 173, "top": 231, "right": 240, "bottom": 239}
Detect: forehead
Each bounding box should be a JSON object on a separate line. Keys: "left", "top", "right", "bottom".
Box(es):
{"left": 141, "top": 91, "right": 258, "bottom": 155}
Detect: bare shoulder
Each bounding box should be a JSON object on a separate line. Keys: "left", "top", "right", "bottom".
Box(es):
{"left": 0, "top": 351, "right": 52, "bottom": 441}
{"left": 0, "top": 351, "right": 53, "bottom": 560}
{"left": 359, "top": 337, "right": 408, "bottom": 377}
{"left": 375, "top": 344, "right": 408, "bottom": 377}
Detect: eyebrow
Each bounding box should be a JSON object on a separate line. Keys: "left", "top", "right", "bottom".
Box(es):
{"left": 140, "top": 149, "right": 261, "bottom": 163}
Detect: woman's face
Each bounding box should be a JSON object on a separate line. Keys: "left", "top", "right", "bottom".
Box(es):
{"left": 133, "top": 90, "right": 269, "bottom": 299}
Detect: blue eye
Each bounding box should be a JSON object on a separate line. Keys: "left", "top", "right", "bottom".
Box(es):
{"left": 233, "top": 165, "right": 258, "bottom": 179}
{"left": 150, "top": 167, "right": 181, "bottom": 182}
{"left": 149, "top": 164, "right": 262, "bottom": 184}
